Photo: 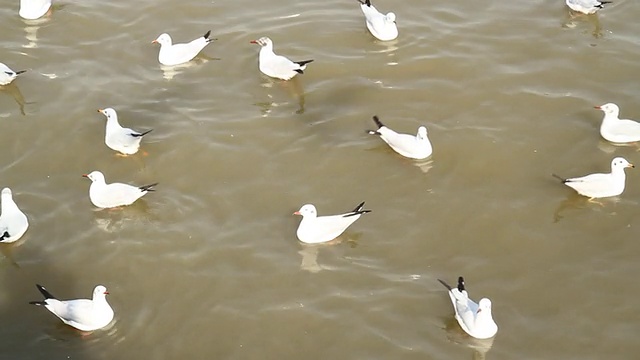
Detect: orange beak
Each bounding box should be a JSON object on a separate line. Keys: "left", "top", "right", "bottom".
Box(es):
{"left": 82, "top": 174, "right": 89, "bottom": 178}
{"left": 250, "top": 40, "right": 257, "bottom": 44}
{"left": 152, "top": 40, "right": 158, "bottom": 44}
{"left": 594, "top": 106, "right": 601, "bottom": 109}
{"left": 97, "top": 109, "right": 104, "bottom": 114}
{"left": 293, "top": 211, "right": 301, "bottom": 215}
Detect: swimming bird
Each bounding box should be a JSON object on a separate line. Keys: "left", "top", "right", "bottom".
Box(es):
{"left": 0, "top": 63, "right": 26, "bottom": 86}
{"left": 29, "top": 284, "right": 114, "bottom": 331}
{"left": 356, "top": 0, "right": 398, "bottom": 41}
{"left": 596, "top": 103, "right": 640, "bottom": 144}
{"left": 0, "top": 188, "right": 29, "bottom": 243}
{"left": 19, "top": 0, "right": 52, "bottom": 20}
{"left": 294, "top": 202, "right": 371, "bottom": 244}
{"left": 565, "top": 0, "right": 612, "bottom": 14}
{"left": 250, "top": 37, "right": 313, "bottom": 81}
{"left": 152, "top": 30, "right": 214, "bottom": 66}
{"left": 437, "top": 277, "right": 498, "bottom": 340}
{"left": 83, "top": 171, "right": 157, "bottom": 209}
{"left": 98, "top": 108, "right": 152, "bottom": 155}
{"left": 552, "top": 157, "right": 633, "bottom": 199}
{"left": 367, "top": 116, "right": 432, "bottom": 159}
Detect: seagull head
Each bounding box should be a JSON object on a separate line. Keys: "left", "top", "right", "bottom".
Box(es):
{"left": 293, "top": 204, "right": 317, "bottom": 218}
{"left": 93, "top": 285, "right": 109, "bottom": 300}
{"left": 1, "top": 188, "right": 11, "bottom": 199}
{"left": 152, "top": 33, "right": 172, "bottom": 46}
{"left": 250, "top": 37, "right": 273, "bottom": 48}
{"left": 417, "top": 126, "right": 428, "bottom": 140}
{"left": 611, "top": 157, "right": 634, "bottom": 171}
{"left": 594, "top": 103, "right": 619, "bottom": 117}
{"left": 97, "top": 108, "right": 117, "bottom": 121}
{"left": 477, "top": 298, "right": 492, "bottom": 315}
{"left": 385, "top": 12, "right": 397, "bottom": 24}
{"left": 83, "top": 171, "right": 106, "bottom": 184}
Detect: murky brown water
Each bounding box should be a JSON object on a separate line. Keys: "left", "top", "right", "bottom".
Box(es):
{"left": 2, "top": 0, "right": 640, "bottom": 358}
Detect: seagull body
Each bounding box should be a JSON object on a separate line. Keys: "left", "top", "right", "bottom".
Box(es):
{"left": 368, "top": 116, "right": 432, "bottom": 159}
{"left": 98, "top": 108, "right": 152, "bottom": 155}
{"left": 553, "top": 157, "right": 633, "bottom": 199}
{"left": 438, "top": 277, "right": 498, "bottom": 340}
{"left": 152, "top": 30, "right": 214, "bottom": 66}
{"left": 596, "top": 103, "right": 640, "bottom": 143}
{"left": 19, "top": 0, "right": 52, "bottom": 20}
{"left": 357, "top": 0, "right": 398, "bottom": 41}
{"left": 0, "top": 63, "right": 26, "bottom": 86}
{"left": 565, "top": 0, "right": 612, "bottom": 14}
{"left": 250, "top": 37, "right": 313, "bottom": 81}
{"left": 294, "top": 202, "right": 371, "bottom": 244}
{"left": 30, "top": 284, "right": 114, "bottom": 331}
{"left": 83, "top": 171, "right": 157, "bottom": 209}
{"left": 0, "top": 188, "right": 29, "bottom": 243}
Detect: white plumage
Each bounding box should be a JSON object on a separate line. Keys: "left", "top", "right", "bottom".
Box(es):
{"left": 0, "top": 63, "right": 26, "bottom": 86}
{"left": 368, "top": 116, "right": 432, "bottom": 160}
{"left": 0, "top": 188, "right": 29, "bottom": 243}
{"left": 19, "top": 0, "right": 52, "bottom": 20}
{"left": 83, "top": 171, "right": 157, "bottom": 209}
{"left": 294, "top": 202, "right": 371, "bottom": 244}
{"left": 250, "top": 37, "right": 313, "bottom": 81}
{"left": 554, "top": 157, "right": 634, "bottom": 199}
{"left": 152, "top": 30, "right": 214, "bottom": 66}
{"left": 98, "top": 108, "right": 152, "bottom": 155}
{"left": 596, "top": 103, "right": 640, "bottom": 144}
{"left": 357, "top": 0, "right": 398, "bottom": 41}
{"left": 565, "top": 0, "right": 611, "bottom": 14}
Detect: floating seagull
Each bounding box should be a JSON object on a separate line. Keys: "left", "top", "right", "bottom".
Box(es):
{"left": 437, "top": 277, "right": 498, "bottom": 340}
{"left": 367, "top": 116, "right": 432, "bottom": 160}
{"left": 83, "top": 171, "right": 157, "bottom": 209}
{"left": 98, "top": 108, "right": 152, "bottom": 155}
{"left": 565, "top": 0, "right": 612, "bottom": 14}
{"left": 553, "top": 157, "right": 634, "bottom": 199}
{"left": 294, "top": 202, "right": 371, "bottom": 244}
{"left": 0, "top": 63, "right": 26, "bottom": 86}
{"left": 19, "top": 0, "right": 52, "bottom": 20}
{"left": 596, "top": 103, "right": 640, "bottom": 144}
{"left": 152, "top": 30, "right": 214, "bottom": 66}
{"left": 0, "top": 188, "right": 29, "bottom": 243}
{"left": 356, "top": 0, "right": 398, "bottom": 41}
{"left": 29, "top": 284, "right": 114, "bottom": 332}
{"left": 250, "top": 37, "right": 313, "bottom": 81}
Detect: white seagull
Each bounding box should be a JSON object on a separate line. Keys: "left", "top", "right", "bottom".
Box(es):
{"left": 553, "top": 157, "right": 634, "bottom": 199}
{"left": 596, "top": 103, "right": 640, "bottom": 144}
{"left": 83, "top": 171, "right": 157, "bottom": 209}
{"left": 0, "top": 188, "right": 29, "bottom": 243}
{"left": 19, "top": 0, "right": 52, "bottom": 20}
{"left": 0, "top": 63, "right": 26, "bottom": 86}
{"left": 30, "top": 284, "right": 114, "bottom": 332}
{"left": 250, "top": 37, "right": 313, "bottom": 81}
{"left": 152, "top": 30, "right": 214, "bottom": 66}
{"left": 294, "top": 202, "right": 371, "bottom": 244}
{"left": 368, "top": 116, "right": 432, "bottom": 160}
{"left": 565, "top": 0, "right": 612, "bottom": 14}
{"left": 438, "top": 277, "right": 498, "bottom": 340}
{"left": 357, "top": 0, "right": 398, "bottom": 41}
{"left": 98, "top": 108, "right": 152, "bottom": 155}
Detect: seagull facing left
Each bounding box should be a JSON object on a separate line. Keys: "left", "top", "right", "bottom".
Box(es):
{"left": 29, "top": 284, "right": 114, "bottom": 332}
{"left": 98, "top": 108, "right": 152, "bottom": 155}
{"left": 250, "top": 37, "right": 313, "bottom": 81}
{"left": 356, "top": 0, "right": 398, "bottom": 41}
{"left": 0, "top": 188, "right": 29, "bottom": 243}
{"left": 83, "top": 171, "right": 157, "bottom": 209}
{"left": 0, "top": 63, "right": 26, "bottom": 86}
{"left": 596, "top": 103, "right": 640, "bottom": 144}
{"left": 152, "top": 30, "right": 214, "bottom": 66}
{"left": 553, "top": 157, "right": 634, "bottom": 199}
{"left": 438, "top": 277, "right": 498, "bottom": 340}
{"left": 367, "top": 115, "right": 432, "bottom": 159}
{"left": 294, "top": 202, "right": 371, "bottom": 244}
{"left": 565, "top": 0, "right": 612, "bottom": 14}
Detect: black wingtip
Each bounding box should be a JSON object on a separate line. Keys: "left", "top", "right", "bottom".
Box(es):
{"left": 437, "top": 278, "right": 452, "bottom": 291}
{"left": 203, "top": 30, "right": 211, "bottom": 39}
{"left": 139, "top": 183, "right": 158, "bottom": 192}
{"left": 344, "top": 201, "right": 372, "bottom": 217}
{"left": 372, "top": 115, "right": 385, "bottom": 129}
{"left": 35, "top": 284, "right": 56, "bottom": 300}
{"left": 294, "top": 69, "right": 304, "bottom": 74}
{"left": 0, "top": 231, "right": 9, "bottom": 241}
{"left": 552, "top": 173, "right": 568, "bottom": 183}
{"left": 133, "top": 129, "right": 153, "bottom": 137}
{"left": 457, "top": 276, "right": 465, "bottom": 292}
{"left": 15, "top": 70, "right": 27, "bottom": 75}
{"left": 295, "top": 59, "right": 314, "bottom": 67}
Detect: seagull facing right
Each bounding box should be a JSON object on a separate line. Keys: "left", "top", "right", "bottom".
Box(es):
{"left": 0, "top": 63, "right": 26, "bottom": 86}
{"left": 565, "top": 0, "right": 612, "bottom": 14}
{"left": 152, "top": 30, "right": 214, "bottom": 66}
{"left": 553, "top": 157, "right": 634, "bottom": 199}
{"left": 367, "top": 116, "right": 432, "bottom": 159}
{"left": 596, "top": 103, "right": 640, "bottom": 144}
{"left": 294, "top": 202, "right": 371, "bottom": 244}
{"left": 83, "top": 171, "right": 157, "bottom": 209}
{"left": 250, "top": 37, "right": 313, "bottom": 81}
{"left": 98, "top": 108, "right": 152, "bottom": 155}
{"left": 437, "top": 277, "right": 498, "bottom": 340}
{"left": 356, "top": 0, "right": 398, "bottom": 41}
{"left": 19, "top": 0, "right": 52, "bottom": 20}
{"left": 29, "top": 284, "right": 114, "bottom": 331}
{"left": 0, "top": 188, "right": 29, "bottom": 243}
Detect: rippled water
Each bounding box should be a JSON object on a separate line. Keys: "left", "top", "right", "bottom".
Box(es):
{"left": 2, "top": 0, "right": 640, "bottom": 358}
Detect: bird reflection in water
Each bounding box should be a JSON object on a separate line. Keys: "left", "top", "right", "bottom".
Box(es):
{"left": 1, "top": 83, "right": 27, "bottom": 115}
{"left": 562, "top": 11, "right": 604, "bottom": 39}
{"left": 444, "top": 317, "right": 495, "bottom": 360}
{"left": 258, "top": 75, "right": 306, "bottom": 114}
{"left": 298, "top": 235, "right": 359, "bottom": 273}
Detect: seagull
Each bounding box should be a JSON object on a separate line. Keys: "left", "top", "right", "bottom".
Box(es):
{"left": 29, "top": 284, "right": 114, "bottom": 332}
{"left": 368, "top": 116, "right": 432, "bottom": 160}
{"left": 565, "top": 0, "right": 612, "bottom": 14}
{"left": 19, "top": 0, "right": 52, "bottom": 20}
{"left": 596, "top": 103, "right": 640, "bottom": 144}
{"left": 356, "top": 0, "right": 398, "bottom": 41}
{"left": 152, "top": 30, "right": 214, "bottom": 66}
{"left": 97, "top": 108, "right": 152, "bottom": 155}
{"left": 83, "top": 171, "right": 157, "bottom": 209}
{"left": 0, "top": 188, "right": 29, "bottom": 243}
{"left": 437, "top": 277, "right": 498, "bottom": 340}
{"left": 250, "top": 37, "right": 313, "bottom": 81}
{"left": 553, "top": 157, "right": 634, "bottom": 199}
{"left": 293, "top": 202, "right": 371, "bottom": 244}
{"left": 0, "top": 63, "right": 26, "bottom": 86}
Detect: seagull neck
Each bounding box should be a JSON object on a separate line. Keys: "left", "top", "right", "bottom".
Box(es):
{"left": 602, "top": 112, "right": 620, "bottom": 124}
{"left": 106, "top": 117, "right": 121, "bottom": 129}
{"left": 260, "top": 44, "right": 274, "bottom": 56}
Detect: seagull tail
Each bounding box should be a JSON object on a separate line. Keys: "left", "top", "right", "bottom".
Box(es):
{"left": 203, "top": 30, "right": 211, "bottom": 40}
{"left": 29, "top": 301, "right": 46, "bottom": 306}
{"left": 437, "top": 278, "right": 453, "bottom": 291}
{"left": 295, "top": 60, "right": 314, "bottom": 68}
{"left": 344, "top": 201, "right": 372, "bottom": 217}
{"left": 15, "top": 70, "right": 27, "bottom": 75}
{"left": 372, "top": 115, "right": 385, "bottom": 129}
{"left": 552, "top": 173, "right": 568, "bottom": 183}
{"left": 139, "top": 183, "right": 158, "bottom": 192}
{"left": 366, "top": 129, "right": 381, "bottom": 136}
{"left": 0, "top": 231, "right": 9, "bottom": 241}
{"left": 457, "top": 276, "right": 465, "bottom": 292}
{"left": 355, "top": 0, "right": 371, "bottom": 6}
{"left": 132, "top": 129, "right": 153, "bottom": 138}
{"left": 34, "top": 284, "right": 56, "bottom": 300}
{"left": 598, "top": 1, "right": 612, "bottom": 7}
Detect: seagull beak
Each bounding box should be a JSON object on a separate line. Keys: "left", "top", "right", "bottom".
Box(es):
{"left": 629, "top": 163, "right": 635, "bottom": 168}
{"left": 82, "top": 174, "right": 89, "bottom": 178}
{"left": 250, "top": 40, "right": 258, "bottom": 44}
{"left": 293, "top": 211, "right": 301, "bottom": 215}
{"left": 104, "top": 291, "right": 109, "bottom": 295}
{"left": 97, "top": 109, "right": 104, "bottom": 114}
{"left": 594, "top": 106, "right": 601, "bottom": 109}
{"left": 151, "top": 40, "right": 158, "bottom": 44}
